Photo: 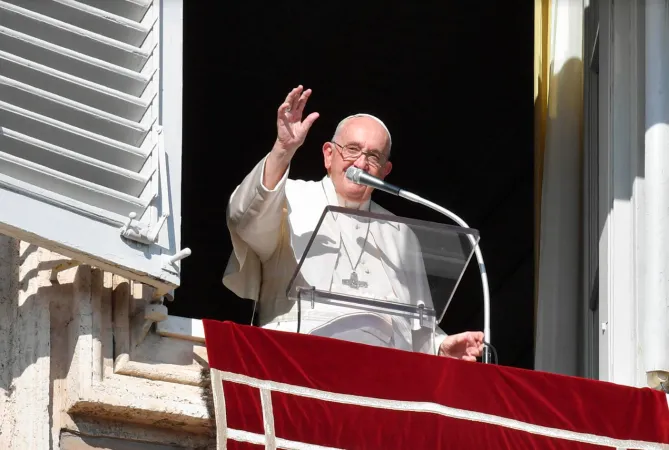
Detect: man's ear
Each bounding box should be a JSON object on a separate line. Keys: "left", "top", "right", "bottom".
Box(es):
{"left": 382, "top": 161, "right": 393, "bottom": 179}
{"left": 322, "top": 142, "right": 333, "bottom": 171}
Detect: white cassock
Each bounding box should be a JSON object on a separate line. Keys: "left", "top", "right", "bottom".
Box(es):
{"left": 223, "top": 154, "right": 448, "bottom": 354}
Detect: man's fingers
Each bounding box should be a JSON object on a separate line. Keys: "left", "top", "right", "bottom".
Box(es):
{"left": 454, "top": 333, "right": 470, "bottom": 345}
{"left": 462, "top": 355, "right": 477, "bottom": 362}
{"left": 474, "top": 331, "right": 485, "bottom": 342}
{"left": 277, "top": 102, "right": 290, "bottom": 118}
{"left": 287, "top": 85, "right": 303, "bottom": 112}
{"left": 301, "top": 112, "right": 320, "bottom": 132}
{"left": 277, "top": 103, "right": 295, "bottom": 138}
{"left": 466, "top": 332, "right": 485, "bottom": 350}
{"left": 294, "top": 89, "right": 312, "bottom": 117}
{"left": 283, "top": 88, "right": 295, "bottom": 111}
{"left": 284, "top": 85, "right": 300, "bottom": 104}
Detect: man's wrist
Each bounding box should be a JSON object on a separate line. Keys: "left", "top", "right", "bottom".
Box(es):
{"left": 263, "top": 146, "right": 292, "bottom": 190}
{"left": 271, "top": 140, "right": 297, "bottom": 158}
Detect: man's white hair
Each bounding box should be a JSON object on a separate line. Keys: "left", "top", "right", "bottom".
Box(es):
{"left": 331, "top": 113, "right": 392, "bottom": 156}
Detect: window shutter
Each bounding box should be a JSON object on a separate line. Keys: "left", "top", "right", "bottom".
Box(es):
{"left": 0, "top": 0, "right": 187, "bottom": 293}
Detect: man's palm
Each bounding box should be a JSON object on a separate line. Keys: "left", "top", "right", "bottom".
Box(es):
{"left": 438, "top": 331, "right": 485, "bottom": 361}
{"left": 276, "top": 85, "right": 319, "bottom": 154}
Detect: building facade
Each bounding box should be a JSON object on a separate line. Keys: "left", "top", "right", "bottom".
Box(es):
{"left": 1, "top": 0, "right": 668, "bottom": 448}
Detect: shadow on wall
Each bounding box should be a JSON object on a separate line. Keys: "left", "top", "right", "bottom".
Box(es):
{"left": 0, "top": 237, "right": 79, "bottom": 448}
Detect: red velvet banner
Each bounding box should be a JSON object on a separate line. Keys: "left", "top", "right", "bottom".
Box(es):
{"left": 203, "top": 320, "right": 669, "bottom": 449}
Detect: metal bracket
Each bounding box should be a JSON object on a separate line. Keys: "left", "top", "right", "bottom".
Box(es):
{"left": 647, "top": 370, "right": 669, "bottom": 393}
{"left": 418, "top": 302, "right": 427, "bottom": 328}
{"left": 120, "top": 212, "right": 169, "bottom": 245}
{"left": 49, "top": 260, "right": 81, "bottom": 283}
{"left": 161, "top": 247, "right": 192, "bottom": 275}
{"left": 120, "top": 124, "right": 170, "bottom": 245}
{"left": 296, "top": 287, "right": 316, "bottom": 309}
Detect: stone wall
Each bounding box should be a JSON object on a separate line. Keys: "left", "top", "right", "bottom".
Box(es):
{"left": 0, "top": 236, "right": 214, "bottom": 449}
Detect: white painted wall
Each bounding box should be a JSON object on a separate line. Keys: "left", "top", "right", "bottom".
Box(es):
{"left": 598, "top": 0, "right": 669, "bottom": 391}
{"left": 642, "top": 0, "right": 669, "bottom": 390}
{"left": 598, "top": 0, "right": 645, "bottom": 388}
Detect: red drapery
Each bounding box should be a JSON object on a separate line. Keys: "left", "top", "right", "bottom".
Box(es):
{"left": 203, "top": 320, "right": 669, "bottom": 449}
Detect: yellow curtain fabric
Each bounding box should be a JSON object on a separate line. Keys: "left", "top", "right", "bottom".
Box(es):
{"left": 534, "top": 0, "right": 551, "bottom": 335}
{"left": 533, "top": 0, "right": 584, "bottom": 375}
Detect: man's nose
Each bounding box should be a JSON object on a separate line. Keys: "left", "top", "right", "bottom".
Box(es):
{"left": 353, "top": 154, "right": 369, "bottom": 170}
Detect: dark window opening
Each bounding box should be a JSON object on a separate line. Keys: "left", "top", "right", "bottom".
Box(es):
{"left": 176, "top": 2, "right": 535, "bottom": 369}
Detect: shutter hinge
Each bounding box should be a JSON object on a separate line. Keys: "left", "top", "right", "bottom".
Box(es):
{"left": 120, "top": 212, "right": 168, "bottom": 245}
{"left": 120, "top": 124, "right": 169, "bottom": 245}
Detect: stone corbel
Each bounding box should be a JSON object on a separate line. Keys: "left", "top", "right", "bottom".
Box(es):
{"left": 58, "top": 266, "right": 213, "bottom": 445}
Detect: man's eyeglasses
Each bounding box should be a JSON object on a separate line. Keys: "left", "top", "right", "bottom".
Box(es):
{"left": 330, "top": 141, "right": 387, "bottom": 168}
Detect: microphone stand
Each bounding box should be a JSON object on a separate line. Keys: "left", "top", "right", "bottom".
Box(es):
{"left": 398, "top": 190, "right": 492, "bottom": 364}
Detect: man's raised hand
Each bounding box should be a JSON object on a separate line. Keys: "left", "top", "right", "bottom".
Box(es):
{"left": 275, "top": 85, "right": 320, "bottom": 156}
{"left": 264, "top": 86, "right": 319, "bottom": 190}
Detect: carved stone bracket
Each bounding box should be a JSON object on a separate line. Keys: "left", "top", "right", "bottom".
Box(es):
{"left": 111, "top": 275, "right": 208, "bottom": 387}
{"left": 57, "top": 267, "right": 213, "bottom": 446}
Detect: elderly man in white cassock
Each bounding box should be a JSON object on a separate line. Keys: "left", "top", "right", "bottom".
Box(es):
{"left": 224, "top": 85, "right": 484, "bottom": 361}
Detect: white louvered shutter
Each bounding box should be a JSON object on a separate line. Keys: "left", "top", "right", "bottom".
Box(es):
{"left": 0, "top": 0, "right": 187, "bottom": 293}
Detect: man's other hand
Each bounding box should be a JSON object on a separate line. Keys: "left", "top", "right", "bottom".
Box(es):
{"left": 438, "top": 331, "right": 485, "bottom": 361}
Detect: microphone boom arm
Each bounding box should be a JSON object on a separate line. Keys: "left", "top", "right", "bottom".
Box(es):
{"left": 399, "top": 190, "right": 492, "bottom": 364}
{"left": 345, "top": 166, "right": 492, "bottom": 363}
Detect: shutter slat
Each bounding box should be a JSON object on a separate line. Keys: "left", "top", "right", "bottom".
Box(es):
{"left": 4, "top": 0, "right": 151, "bottom": 47}
{"left": 0, "top": 27, "right": 151, "bottom": 96}
{"left": 0, "top": 150, "right": 149, "bottom": 218}
{"left": 0, "top": 75, "right": 151, "bottom": 146}
{"left": 0, "top": 101, "right": 149, "bottom": 171}
{"left": 0, "top": 172, "right": 128, "bottom": 227}
{"left": 0, "top": 1, "right": 152, "bottom": 72}
{"left": 0, "top": 50, "right": 151, "bottom": 121}
{"left": 0, "top": 128, "right": 150, "bottom": 196}
{"left": 77, "top": 0, "right": 152, "bottom": 23}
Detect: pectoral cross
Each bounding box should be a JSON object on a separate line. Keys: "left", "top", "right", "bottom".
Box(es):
{"left": 342, "top": 271, "right": 368, "bottom": 289}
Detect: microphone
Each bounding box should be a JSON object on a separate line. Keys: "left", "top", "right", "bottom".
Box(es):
{"left": 345, "top": 167, "right": 401, "bottom": 196}
{"left": 344, "top": 164, "right": 493, "bottom": 364}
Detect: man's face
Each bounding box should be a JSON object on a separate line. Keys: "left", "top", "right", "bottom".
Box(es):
{"left": 322, "top": 117, "right": 393, "bottom": 203}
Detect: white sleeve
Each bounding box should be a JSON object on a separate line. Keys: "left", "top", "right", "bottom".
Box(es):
{"left": 227, "top": 154, "right": 290, "bottom": 262}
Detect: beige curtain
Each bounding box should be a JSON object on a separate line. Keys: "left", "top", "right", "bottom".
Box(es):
{"left": 534, "top": 0, "right": 551, "bottom": 325}
{"left": 533, "top": 0, "right": 584, "bottom": 375}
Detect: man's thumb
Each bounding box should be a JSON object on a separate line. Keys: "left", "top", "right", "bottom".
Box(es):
{"left": 302, "top": 112, "right": 320, "bottom": 132}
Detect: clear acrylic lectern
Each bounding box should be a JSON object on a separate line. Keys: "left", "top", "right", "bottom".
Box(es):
{"left": 286, "top": 205, "right": 480, "bottom": 355}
